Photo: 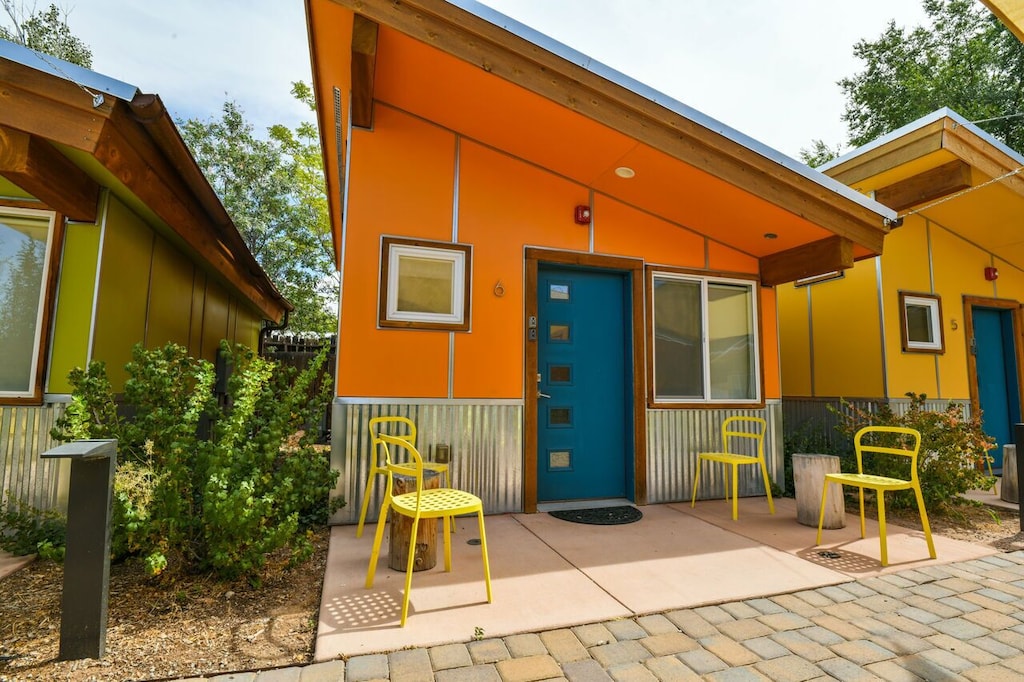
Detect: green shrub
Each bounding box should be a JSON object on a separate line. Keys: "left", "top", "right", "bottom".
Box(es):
{"left": 0, "top": 497, "right": 66, "bottom": 560}
{"left": 829, "top": 393, "right": 995, "bottom": 512}
{"left": 51, "top": 341, "right": 342, "bottom": 581}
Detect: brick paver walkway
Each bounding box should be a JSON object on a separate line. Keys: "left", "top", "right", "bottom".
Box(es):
{"left": 189, "top": 551, "right": 1024, "bottom": 681}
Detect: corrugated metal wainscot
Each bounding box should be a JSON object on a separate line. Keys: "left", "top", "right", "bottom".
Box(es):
{"left": 1, "top": 403, "right": 69, "bottom": 512}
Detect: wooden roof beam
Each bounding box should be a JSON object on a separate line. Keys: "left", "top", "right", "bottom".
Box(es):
{"left": 352, "top": 15, "right": 379, "bottom": 129}
{"left": 0, "top": 125, "right": 99, "bottom": 222}
{"left": 760, "top": 236, "right": 854, "bottom": 286}
{"left": 874, "top": 159, "right": 971, "bottom": 212}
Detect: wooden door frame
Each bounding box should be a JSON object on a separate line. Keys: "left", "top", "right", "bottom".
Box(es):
{"left": 524, "top": 248, "right": 647, "bottom": 513}
{"left": 963, "top": 295, "right": 1024, "bottom": 426}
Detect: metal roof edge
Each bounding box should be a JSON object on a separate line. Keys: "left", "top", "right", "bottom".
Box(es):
{"left": 0, "top": 37, "right": 138, "bottom": 102}
{"left": 447, "top": 0, "right": 896, "bottom": 222}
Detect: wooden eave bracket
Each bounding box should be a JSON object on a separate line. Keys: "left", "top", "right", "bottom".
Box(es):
{"left": 760, "top": 236, "right": 854, "bottom": 287}
{"left": 874, "top": 159, "right": 971, "bottom": 212}
{"left": 351, "top": 15, "right": 378, "bottom": 129}
{"left": 0, "top": 125, "right": 99, "bottom": 222}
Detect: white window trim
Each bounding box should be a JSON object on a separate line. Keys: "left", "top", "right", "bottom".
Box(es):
{"left": 0, "top": 207, "right": 57, "bottom": 400}
{"left": 901, "top": 293, "right": 943, "bottom": 352}
{"left": 651, "top": 271, "right": 761, "bottom": 405}
{"left": 379, "top": 238, "right": 471, "bottom": 331}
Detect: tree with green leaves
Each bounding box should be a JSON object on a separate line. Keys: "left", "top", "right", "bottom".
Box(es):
{"left": 804, "top": 0, "right": 1024, "bottom": 164}
{"left": 180, "top": 84, "right": 337, "bottom": 334}
{"left": 0, "top": 1, "right": 92, "bottom": 68}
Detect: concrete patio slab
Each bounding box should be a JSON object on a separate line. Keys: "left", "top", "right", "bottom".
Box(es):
{"left": 0, "top": 550, "right": 33, "bottom": 580}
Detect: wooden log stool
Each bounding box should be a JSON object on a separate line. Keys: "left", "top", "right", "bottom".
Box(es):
{"left": 793, "top": 453, "right": 846, "bottom": 529}
{"left": 389, "top": 468, "right": 441, "bottom": 571}
{"left": 1002, "top": 445, "right": 1019, "bottom": 504}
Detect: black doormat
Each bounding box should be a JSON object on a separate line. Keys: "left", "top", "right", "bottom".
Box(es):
{"left": 549, "top": 506, "right": 643, "bottom": 525}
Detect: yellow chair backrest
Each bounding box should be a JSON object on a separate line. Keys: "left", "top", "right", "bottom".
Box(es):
{"left": 369, "top": 416, "right": 416, "bottom": 465}
{"left": 721, "top": 416, "right": 767, "bottom": 458}
{"left": 854, "top": 425, "right": 921, "bottom": 479}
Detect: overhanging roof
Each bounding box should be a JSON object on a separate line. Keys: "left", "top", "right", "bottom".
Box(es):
{"left": 306, "top": 0, "right": 898, "bottom": 286}
{"left": 0, "top": 39, "right": 290, "bottom": 322}
{"left": 981, "top": 0, "right": 1024, "bottom": 42}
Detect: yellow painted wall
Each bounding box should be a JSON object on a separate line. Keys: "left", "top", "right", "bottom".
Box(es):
{"left": 342, "top": 105, "right": 782, "bottom": 400}
{"left": 146, "top": 236, "right": 195, "bottom": 350}
{"left": 777, "top": 282, "right": 812, "bottom": 396}
{"left": 47, "top": 221, "right": 101, "bottom": 394}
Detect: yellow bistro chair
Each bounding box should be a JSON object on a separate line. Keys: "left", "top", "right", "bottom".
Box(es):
{"left": 816, "top": 425, "right": 936, "bottom": 567}
{"left": 691, "top": 416, "right": 774, "bottom": 521}
{"left": 365, "top": 433, "right": 492, "bottom": 626}
{"left": 357, "top": 416, "right": 451, "bottom": 537}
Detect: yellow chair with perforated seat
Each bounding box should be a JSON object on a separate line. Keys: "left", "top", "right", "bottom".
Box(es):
{"left": 357, "top": 416, "right": 451, "bottom": 538}
{"left": 816, "top": 425, "right": 935, "bottom": 567}
{"left": 691, "top": 416, "right": 774, "bottom": 521}
{"left": 365, "top": 433, "right": 492, "bottom": 626}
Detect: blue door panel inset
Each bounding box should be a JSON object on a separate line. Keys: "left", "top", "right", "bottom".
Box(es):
{"left": 974, "top": 307, "right": 1019, "bottom": 469}
{"left": 537, "top": 265, "right": 630, "bottom": 502}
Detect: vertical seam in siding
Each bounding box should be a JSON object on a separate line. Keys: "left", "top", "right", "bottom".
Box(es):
{"left": 876, "top": 256, "right": 889, "bottom": 399}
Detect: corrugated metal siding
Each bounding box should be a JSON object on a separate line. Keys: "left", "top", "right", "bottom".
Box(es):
{"left": 646, "top": 403, "right": 783, "bottom": 504}
{"left": 331, "top": 401, "right": 523, "bottom": 524}
{"left": 0, "top": 404, "right": 67, "bottom": 511}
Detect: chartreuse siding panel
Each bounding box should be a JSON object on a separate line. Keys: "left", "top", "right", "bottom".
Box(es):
{"left": 811, "top": 260, "right": 884, "bottom": 398}
{"left": 146, "top": 235, "right": 194, "bottom": 350}
{"left": 777, "top": 282, "right": 812, "bottom": 397}
{"left": 92, "top": 196, "right": 153, "bottom": 390}
{"left": 47, "top": 221, "right": 101, "bottom": 394}
{"left": 200, "top": 278, "right": 229, "bottom": 363}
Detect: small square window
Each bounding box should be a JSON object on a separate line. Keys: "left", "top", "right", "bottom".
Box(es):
{"left": 549, "top": 323, "right": 570, "bottom": 342}
{"left": 379, "top": 237, "right": 471, "bottom": 331}
{"left": 548, "top": 450, "right": 573, "bottom": 471}
{"left": 549, "top": 283, "right": 570, "bottom": 301}
{"left": 899, "top": 292, "right": 944, "bottom": 353}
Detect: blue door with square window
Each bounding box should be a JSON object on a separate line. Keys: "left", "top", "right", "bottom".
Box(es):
{"left": 536, "top": 265, "right": 631, "bottom": 502}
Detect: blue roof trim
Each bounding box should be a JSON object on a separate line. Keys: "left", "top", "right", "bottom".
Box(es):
{"left": 820, "top": 107, "right": 1024, "bottom": 171}
{"left": 448, "top": 0, "right": 896, "bottom": 222}
{"left": 0, "top": 38, "right": 138, "bottom": 103}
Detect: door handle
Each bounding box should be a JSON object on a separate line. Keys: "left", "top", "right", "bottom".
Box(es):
{"left": 538, "top": 391, "right": 551, "bottom": 399}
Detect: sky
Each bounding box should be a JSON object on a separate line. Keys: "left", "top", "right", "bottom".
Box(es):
{"left": 62, "top": 0, "right": 935, "bottom": 160}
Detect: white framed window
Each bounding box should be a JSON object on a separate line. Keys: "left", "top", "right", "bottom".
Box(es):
{"left": 649, "top": 270, "right": 760, "bottom": 404}
{"left": 378, "top": 237, "right": 471, "bottom": 331}
{"left": 899, "top": 291, "right": 944, "bottom": 353}
{"left": 0, "top": 207, "right": 57, "bottom": 399}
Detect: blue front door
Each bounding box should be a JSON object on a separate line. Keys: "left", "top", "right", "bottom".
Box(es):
{"left": 973, "top": 306, "right": 1021, "bottom": 470}
{"left": 536, "top": 265, "right": 631, "bottom": 502}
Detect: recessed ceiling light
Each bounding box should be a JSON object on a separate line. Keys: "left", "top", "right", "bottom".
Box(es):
{"left": 614, "top": 166, "right": 636, "bottom": 179}
{"left": 763, "top": 232, "right": 778, "bottom": 239}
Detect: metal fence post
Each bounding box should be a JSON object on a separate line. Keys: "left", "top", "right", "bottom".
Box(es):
{"left": 41, "top": 439, "right": 117, "bottom": 661}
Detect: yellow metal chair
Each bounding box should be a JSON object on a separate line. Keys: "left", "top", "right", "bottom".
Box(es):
{"left": 357, "top": 416, "right": 451, "bottom": 538}
{"left": 691, "top": 416, "right": 774, "bottom": 521}
{"left": 816, "top": 425, "right": 936, "bottom": 567}
{"left": 365, "top": 433, "right": 492, "bottom": 626}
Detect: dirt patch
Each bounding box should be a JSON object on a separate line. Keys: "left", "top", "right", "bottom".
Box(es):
{"left": 865, "top": 500, "right": 1024, "bottom": 552}
{"left": 0, "top": 527, "right": 328, "bottom": 681}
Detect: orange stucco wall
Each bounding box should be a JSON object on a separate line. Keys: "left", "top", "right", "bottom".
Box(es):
{"left": 339, "top": 105, "right": 779, "bottom": 400}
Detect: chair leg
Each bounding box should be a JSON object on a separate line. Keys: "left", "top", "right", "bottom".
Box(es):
{"left": 477, "top": 509, "right": 492, "bottom": 603}
{"left": 914, "top": 484, "right": 937, "bottom": 560}
{"left": 858, "top": 488, "right": 866, "bottom": 539}
{"left": 877, "top": 491, "right": 888, "bottom": 567}
{"left": 442, "top": 470, "right": 456, "bottom": 534}
{"left": 442, "top": 514, "right": 453, "bottom": 572}
{"left": 730, "top": 463, "right": 739, "bottom": 521}
{"left": 816, "top": 477, "right": 831, "bottom": 546}
{"left": 759, "top": 460, "right": 775, "bottom": 515}
{"left": 365, "top": 503, "right": 390, "bottom": 588}
{"left": 399, "top": 515, "right": 421, "bottom": 627}
{"left": 690, "top": 458, "right": 703, "bottom": 507}
{"left": 355, "top": 468, "right": 379, "bottom": 538}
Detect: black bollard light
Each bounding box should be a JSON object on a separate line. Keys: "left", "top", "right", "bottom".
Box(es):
{"left": 1015, "top": 424, "right": 1024, "bottom": 533}
{"left": 42, "top": 439, "right": 117, "bottom": 661}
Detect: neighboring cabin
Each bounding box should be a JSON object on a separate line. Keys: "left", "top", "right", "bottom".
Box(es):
{"left": 778, "top": 108, "right": 1024, "bottom": 469}
{"left": 0, "top": 40, "right": 290, "bottom": 509}
{"left": 305, "top": 0, "right": 897, "bottom": 521}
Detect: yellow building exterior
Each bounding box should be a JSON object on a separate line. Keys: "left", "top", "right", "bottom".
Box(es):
{"left": 778, "top": 109, "right": 1024, "bottom": 467}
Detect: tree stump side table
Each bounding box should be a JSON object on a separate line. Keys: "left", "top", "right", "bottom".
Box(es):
{"left": 793, "top": 453, "right": 846, "bottom": 529}
{"left": 1002, "top": 445, "right": 1019, "bottom": 504}
{"left": 388, "top": 469, "right": 441, "bottom": 572}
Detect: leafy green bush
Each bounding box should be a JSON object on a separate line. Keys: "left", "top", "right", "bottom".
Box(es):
{"left": 52, "top": 341, "right": 342, "bottom": 581}
{"left": 829, "top": 393, "right": 995, "bottom": 512}
{"left": 0, "top": 497, "right": 66, "bottom": 560}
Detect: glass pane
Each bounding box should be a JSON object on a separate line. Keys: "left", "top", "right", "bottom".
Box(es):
{"left": 708, "top": 283, "right": 755, "bottom": 400}
{"left": 653, "top": 278, "right": 703, "bottom": 399}
{"left": 549, "top": 323, "right": 570, "bottom": 341}
{"left": 549, "top": 365, "right": 572, "bottom": 383}
{"left": 0, "top": 213, "right": 49, "bottom": 393}
{"left": 548, "top": 450, "right": 572, "bottom": 470}
{"left": 549, "top": 407, "right": 572, "bottom": 426}
{"left": 396, "top": 255, "right": 453, "bottom": 314}
{"left": 906, "top": 304, "right": 934, "bottom": 343}
{"left": 549, "top": 283, "right": 570, "bottom": 301}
